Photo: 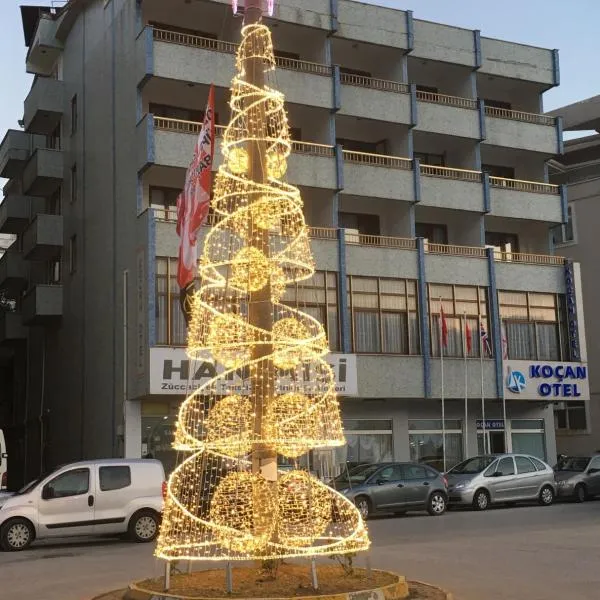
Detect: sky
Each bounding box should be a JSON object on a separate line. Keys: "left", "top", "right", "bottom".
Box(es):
{"left": 1, "top": 0, "right": 598, "bottom": 146}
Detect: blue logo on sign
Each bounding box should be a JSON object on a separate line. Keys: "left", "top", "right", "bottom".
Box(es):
{"left": 507, "top": 370, "right": 526, "bottom": 394}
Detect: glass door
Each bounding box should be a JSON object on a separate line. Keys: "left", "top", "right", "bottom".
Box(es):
{"left": 477, "top": 430, "right": 506, "bottom": 455}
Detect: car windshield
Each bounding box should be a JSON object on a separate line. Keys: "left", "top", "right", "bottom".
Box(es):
{"left": 555, "top": 457, "right": 590, "bottom": 472}
{"left": 449, "top": 456, "right": 496, "bottom": 475}
{"left": 333, "top": 464, "right": 382, "bottom": 485}
{"left": 14, "top": 466, "right": 62, "bottom": 495}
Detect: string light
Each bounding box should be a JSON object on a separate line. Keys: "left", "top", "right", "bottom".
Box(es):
{"left": 156, "top": 21, "right": 370, "bottom": 562}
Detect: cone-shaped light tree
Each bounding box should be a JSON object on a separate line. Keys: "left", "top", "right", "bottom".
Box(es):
{"left": 156, "top": 3, "right": 370, "bottom": 562}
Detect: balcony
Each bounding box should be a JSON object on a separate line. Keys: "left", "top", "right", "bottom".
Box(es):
{"left": 22, "top": 148, "right": 64, "bottom": 197}
{"left": 419, "top": 164, "right": 484, "bottom": 212}
{"left": 24, "top": 77, "right": 64, "bottom": 135}
{"left": 489, "top": 177, "right": 562, "bottom": 223}
{"left": 0, "top": 252, "right": 27, "bottom": 294}
{"left": 22, "top": 214, "right": 63, "bottom": 261}
{"left": 415, "top": 91, "right": 480, "bottom": 139}
{"left": 145, "top": 27, "right": 334, "bottom": 109}
{"left": 26, "top": 16, "right": 62, "bottom": 76}
{"left": 338, "top": 73, "right": 411, "bottom": 124}
{"left": 0, "top": 195, "right": 43, "bottom": 234}
{"left": 342, "top": 150, "right": 414, "bottom": 201}
{"left": 484, "top": 106, "right": 557, "bottom": 154}
{"left": 0, "top": 312, "right": 27, "bottom": 345}
{"left": 0, "top": 130, "right": 38, "bottom": 179}
{"left": 22, "top": 284, "right": 63, "bottom": 326}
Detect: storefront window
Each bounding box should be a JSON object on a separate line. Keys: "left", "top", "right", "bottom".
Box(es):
{"left": 499, "top": 291, "right": 568, "bottom": 361}
{"left": 348, "top": 277, "right": 420, "bottom": 355}
{"left": 428, "top": 284, "right": 489, "bottom": 358}
{"left": 141, "top": 414, "right": 177, "bottom": 475}
{"left": 335, "top": 419, "right": 393, "bottom": 471}
{"left": 554, "top": 401, "right": 587, "bottom": 431}
{"left": 510, "top": 419, "right": 546, "bottom": 460}
{"left": 409, "top": 420, "right": 463, "bottom": 471}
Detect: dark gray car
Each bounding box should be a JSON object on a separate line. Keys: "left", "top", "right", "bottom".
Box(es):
{"left": 555, "top": 454, "right": 600, "bottom": 502}
{"left": 331, "top": 462, "right": 448, "bottom": 518}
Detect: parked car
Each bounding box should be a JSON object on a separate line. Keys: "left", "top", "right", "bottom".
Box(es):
{"left": 0, "top": 459, "right": 165, "bottom": 552}
{"left": 554, "top": 454, "right": 600, "bottom": 502}
{"left": 331, "top": 462, "right": 448, "bottom": 518}
{"left": 446, "top": 454, "right": 556, "bottom": 510}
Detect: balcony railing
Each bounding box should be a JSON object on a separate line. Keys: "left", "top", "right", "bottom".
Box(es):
{"left": 339, "top": 72, "right": 409, "bottom": 94}
{"left": 484, "top": 105, "right": 556, "bottom": 127}
{"left": 343, "top": 150, "right": 412, "bottom": 170}
{"left": 416, "top": 90, "right": 478, "bottom": 110}
{"left": 420, "top": 164, "right": 482, "bottom": 182}
{"left": 489, "top": 176, "right": 559, "bottom": 195}
{"left": 154, "top": 116, "right": 201, "bottom": 134}
{"left": 152, "top": 27, "right": 331, "bottom": 77}
{"left": 347, "top": 233, "right": 416, "bottom": 249}
{"left": 308, "top": 227, "right": 338, "bottom": 240}
{"left": 291, "top": 141, "right": 335, "bottom": 157}
{"left": 493, "top": 251, "right": 566, "bottom": 266}
{"left": 426, "top": 243, "right": 487, "bottom": 258}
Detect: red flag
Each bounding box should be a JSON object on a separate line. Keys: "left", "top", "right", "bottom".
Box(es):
{"left": 440, "top": 304, "right": 448, "bottom": 348}
{"left": 465, "top": 319, "right": 472, "bottom": 354}
{"left": 177, "top": 85, "right": 215, "bottom": 289}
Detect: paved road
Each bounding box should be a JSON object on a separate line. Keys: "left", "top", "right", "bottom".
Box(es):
{"left": 1, "top": 500, "right": 599, "bottom": 600}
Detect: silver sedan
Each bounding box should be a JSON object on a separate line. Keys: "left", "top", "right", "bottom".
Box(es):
{"left": 446, "top": 454, "right": 556, "bottom": 510}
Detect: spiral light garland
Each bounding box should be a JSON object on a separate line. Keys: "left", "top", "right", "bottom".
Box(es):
{"left": 155, "top": 21, "right": 370, "bottom": 562}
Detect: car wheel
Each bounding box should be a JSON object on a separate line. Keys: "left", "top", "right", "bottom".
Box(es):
{"left": 574, "top": 483, "right": 587, "bottom": 503}
{"left": 354, "top": 496, "right": 371, "bottom": 520}
{"left": 0, "top": 518, "right": 34, "bottom": 552}
{"left": 128, "top": 510, "right": 160, "bottom": 543}
{"left": 427, "top": 492, "right": 447, "bottom": 516}
{"left": 538, "top": 485, "right": 554, "bottom": 506}
{"left": 472, "top": 489, "right": 490, "bottom": 511}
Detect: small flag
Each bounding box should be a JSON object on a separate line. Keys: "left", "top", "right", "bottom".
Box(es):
{"left": 440, "top": 303, "right": 448, "bottom": 348}
{"left": 501, "top": 320, "right": 508, "bottom": 360}
{"left": 480, "top": 321, "right": 492, "bottom": 357}
{"left": 465, "top": 319, "right": 472, "bottom": 354}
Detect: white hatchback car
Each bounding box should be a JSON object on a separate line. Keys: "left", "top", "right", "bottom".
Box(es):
{"left": 0, "top": 459, "right": 165, "bottom": 551}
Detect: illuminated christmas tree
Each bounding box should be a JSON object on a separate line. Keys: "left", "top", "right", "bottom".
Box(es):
{"left": 156, "top": 7, "right": 369, "bottom": 562}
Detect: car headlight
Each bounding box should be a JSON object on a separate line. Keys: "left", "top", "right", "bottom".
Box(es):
{"left": 453, "top": 482, "right": 472, "bottom": 491}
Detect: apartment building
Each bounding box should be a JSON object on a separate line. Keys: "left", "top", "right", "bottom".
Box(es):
{"left": 548, "top": 96, "right": 600, "bottom": 455}
{"left": 0, "top": 0, "right": 589, "bottom": 486}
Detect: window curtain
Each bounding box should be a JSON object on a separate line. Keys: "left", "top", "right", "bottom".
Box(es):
{"left": 536, "top": 323, "right": 560, "bottom": 360}
{"left": 354, "top": 311, "right": 381, "bottom": 352}
{"left": 505, "top": 321, "right": 535, "bottom": 359}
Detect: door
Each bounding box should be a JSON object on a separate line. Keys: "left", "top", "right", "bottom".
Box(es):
{"left": 400, "top": 464, "right": 436, "bottom": 506}
{"left": 93, "top": 465, "right": 133, "bottom": 534}
{"left": 37, "top": 467, "right": 94, "bottom": 538}
{"left": 586, "top": 456, "right": 600, "bottom": 495}
{"left": 477, "top": 430, "right": 506, "bottom": 455}
{"left": 514, "top": 456, "right": 541, "bottom": 499}
{"left": 486, "top": 456, "right": 517, "bottom": 501}
{"left": 368, "top": 465, "right": 406, "bottom": 510}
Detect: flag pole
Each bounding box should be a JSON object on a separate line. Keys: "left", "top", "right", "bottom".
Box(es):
{"left": 440, "top": 298, "right": 446, "bottom": 472}
{"left": 463, "top": 311, "right": 469, "bottom": 459}
{"left": 480, "top": 317, "right": 486, "bottom": 454}
{"left": 501, "top": 319, "right": 508, "bottom": 451}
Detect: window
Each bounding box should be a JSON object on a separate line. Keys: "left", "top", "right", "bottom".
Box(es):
{"left": 44, "top": 468, "right": 89, "bottom": 499}
{"left": 530, "top": 457, "right": 548, "bottom": 471}
{"left": 150, "top": 186, "right": 180, "bottom": 219}
{"left": 69, "top": 235, "right": 77, "bottom": 274}
{"left": 484, "top": 98, "right": 512, "bottom": 110}
{"left": 428, "top": 284, "right": 489, "bottom": 358}
{"left": 499, "top": 291, "right": 567, "bottom": 361}
{"left": 336, "top": 419, "right": 393, "bottom": 471}
{"left": 376, "top": 465, "right": 403, "bottom": 482}
{"left": 48, "top": 258, "right": 61, "bottom": 284}
{"left": 551, "top": 205, "right": 576, "bottom": 247}
{"left": 496, "top": 457, "right": 515, "bottom": 476}
{"left": 511, "top": 419, "right": 546, "bottom": 459}
{"left": 515, "top": 456, "right": 536, "bottom": 474}
{"left": 416, "top": 84, "right": 439, "bottom": 94}
{"left": 340, "top": 66, "right": 372, "bottom": 78}
{"left": 46, "top": 123, "right": 61, "bottom": 150}
{"left": 415, "top": 223, "right": 448, "bottom": 244}
{"left": 409, "top": 420, "right": 463, "bottom": 471}
{"left": 485, "top": 231, "right": 519, "bottom": 256}
{"left": 554, "top": 401, "right": 587, "bottom": 431}
{"left": 71, "top": 94, "right": 78, "bottom": 135}
{"left": 348, "top": 276, "right": 420, "bottom": 355}
{"left": 281, "top": 271, "right": 339, "bottom": 351}
{"left": 70, "top": 165, "right": 77, "bottom": 204}
{"left": 401, "top": 464, "right": 431, "bottom": 480}
{"left": 589, "top": 457, "right": 600, "bottom": 470}
{"left": 338, "top": 212, "right": 380, "bottom": 235}
{"left": 482, "top": 164, "right": 515, "bottom": 179}
{"left": 336, "top": 138, "right": 386, "bottom": 154}
{"left": 48, "top": 186, "right": 62, "bottom": 215}
{"left": 414, "top": 152, "right": 445, "bottom": 167}
{"left": 99, "top": 466, "right": 131, "bottom": 491}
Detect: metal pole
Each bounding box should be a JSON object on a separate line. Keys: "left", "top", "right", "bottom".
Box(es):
{"left": 226, "top": 562, "right": 234, "bottom": 594}
{"left": 164, "top": 561, "right": 171, "bottom": 591}
{"left": 439, "top": 299, "right": 446, "bottom": 473}
{"left": 480, "top": 318, "right": 487, "bottom": 454}
{"left": 310, "top": 558, "right": 319, "bottom": 590}
{"left": 463, "top": 312, "right": 469, "bottom": 458}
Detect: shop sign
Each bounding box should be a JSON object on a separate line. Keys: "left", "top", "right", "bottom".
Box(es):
{"left": 503, "top": 360, "right": 589, "bottom": 401}
{"left": 564, "top": 262, "right": 581, "bottom": 361}
{"left": 149, "top": 347, "right": 358, "bottom": 396}
{"left": 476, "top": 419, "right": 504, "bottom": 430}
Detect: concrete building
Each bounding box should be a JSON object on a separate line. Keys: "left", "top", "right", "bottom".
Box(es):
{"left": 0, "top": 0, "right": 589, "bottom": 487}
{"left": 548, "top": 96, "right": 600, "bottom": 455}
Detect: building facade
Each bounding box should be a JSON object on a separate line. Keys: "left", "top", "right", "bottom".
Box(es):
{"left": 0, "top": 0, "right": 589, "bottom": 487}
{"left": 549, "top": 96, "right": 600, "bottom": 455}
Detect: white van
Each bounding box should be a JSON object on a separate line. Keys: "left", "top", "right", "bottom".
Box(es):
{"left": 0, "top": 458, "right": 165, "bottom": 551}
{"left": 0, "top": 430, "right": 6, "bottom": 490}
